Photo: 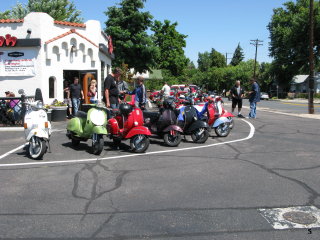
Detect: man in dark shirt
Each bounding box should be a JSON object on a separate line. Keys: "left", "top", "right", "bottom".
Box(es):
{"left": 247, "top": 78, "right": 260, "bottom": 119}
{"left": 104, "top": 67, "right": 122, "bottom": 109}
{"left": 230, "top": 80, "right": 245, "bottom": 118}
{"left": 68, "top": 77, "right": 84, "bottom": 116}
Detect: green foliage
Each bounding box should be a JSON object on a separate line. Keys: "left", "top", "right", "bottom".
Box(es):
{"left": 1, "top": 0, "right": 83, "bottom": 22}
{"left": 151, "top": 20, "right": 188, "bottom": 76}
{"left": 197, "top": 48, "right": 226, "bottom": 72}
{"left": 104, "top": 0, "right": 159, "bottom": 73}
{"left": 0, "top": 10, "right": 11, "bottom": 19}
{"left": 268, "top": 0, "right": 320, "bottom": 89}
{"left": 230, "top": 43, "right": 244, "bottom": 66}
{"left": 257, "top": 62, "right": 274, "bottom": 91}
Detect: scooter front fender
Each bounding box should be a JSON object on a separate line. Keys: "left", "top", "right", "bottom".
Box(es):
{"left": 221, "top": 112, "right": 235, "bottom": 118}
{"left": 26, "top": 128, "right": 49, "bottom": 141}
{"left": 212, "top": 117, "right": 230, "bottom": 128}
{"left": 125, "top": 126, "right": 152, "bottom": 139}
{"left": 163, "top": 125, "right": 183, "bottom": 133}
{"left": 92, "top": 125, "right": 108, "bottom": 135}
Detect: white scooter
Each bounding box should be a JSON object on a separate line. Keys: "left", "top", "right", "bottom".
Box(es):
{"left": 20, "top": 89, "right": 51, "bottom": 160}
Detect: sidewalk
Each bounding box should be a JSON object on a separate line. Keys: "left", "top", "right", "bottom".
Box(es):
{"left": 0, "top": 120, "right": 67, "bottom": 132}
{"left": 272, "top": 98, "right": 320, "bottom": 104}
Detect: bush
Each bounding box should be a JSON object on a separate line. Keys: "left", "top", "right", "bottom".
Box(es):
{"left": 295, "top": 93, "right": 308, "bottom": 99}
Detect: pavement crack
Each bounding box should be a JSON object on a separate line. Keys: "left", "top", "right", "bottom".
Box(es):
{"left": 237, "top": 157, "right": 320, "bottom": 206}
{"left": 71, "top": 161, "right": 129, "bottom": 222}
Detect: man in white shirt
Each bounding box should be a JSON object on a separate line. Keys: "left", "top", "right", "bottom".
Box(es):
{"left": 161, "top": 82, "right": 171, "bottom": 99}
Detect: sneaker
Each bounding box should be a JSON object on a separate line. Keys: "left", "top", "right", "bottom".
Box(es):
{"left": 238, "top": 114, "right": 245, "bottom": 118}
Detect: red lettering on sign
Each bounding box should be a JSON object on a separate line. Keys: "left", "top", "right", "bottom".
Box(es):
{"left": 0, "top": 34, "right": 17, "bottom": 47}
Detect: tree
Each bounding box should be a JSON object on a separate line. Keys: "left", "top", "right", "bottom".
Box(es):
{"left": 104, "top": 0, "right": 159, "bottom": 73}
{"left": 210, "top": 48, "right": 226, "bottom": 68}
{"left": 151, "top": 20, "right": 188, "bottom": 76}
{"left": 0, "top": 0, "right": 83, "bottom": 22}
{"left": 197, "top": 48, "right": 226, "bottom": 71}
{"left": 230, "top": 43, "right": 244, "bottom": 66}
{"left": 258, "top": 62, "right": 273, "bottom": 92}
{"left": 197, "top": 51, "right": 212, "bottom": 72}
{"left": 268, "top": 0, "right": 320, "bottom": 88}
{"left": 0, "top": 10, "right": 11, "bottom": 19}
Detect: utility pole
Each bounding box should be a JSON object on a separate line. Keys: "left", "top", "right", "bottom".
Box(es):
{"left": 225, "top": 52, "right": 232, "bottom": 65}
{"left": 250, "top": 39, "right": 263, "bottom": 79}
{"left": 308, "top": 0, "right": 315, "bottom": 114}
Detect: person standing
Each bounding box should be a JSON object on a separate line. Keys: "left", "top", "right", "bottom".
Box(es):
{"left": 247, "top": 78, "right": 260, "bottom": 119}
{"left": 63, "top": 80, "right": 72, "bottom": 117}
{"left": 117, "top": 77, "right": 129, "bottom": 102}
{"left": 88, "top": 79, "right": 98, "bottom": 104}
{"left": 104, "top": 67, "right": 122, "bottom": 109}
{"left": 161, "top": 81, "right": 171, "bottom": 99}
{"left": 230, "top": 80, "right": 245, "bottom": 118}
{"left": 128, "top": 76, "right": 147, "bottom": 110}
{"left": 68, "top": 77, "right": 84, "bottom": 116}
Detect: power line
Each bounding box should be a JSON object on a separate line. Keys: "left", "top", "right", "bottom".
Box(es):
{"left": 250, "top": 39, "right": 263, "bottom": 79}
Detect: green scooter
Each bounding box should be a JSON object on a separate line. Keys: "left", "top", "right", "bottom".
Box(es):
{"left": 66, "top": 104, "right": 108, "bottom": 155}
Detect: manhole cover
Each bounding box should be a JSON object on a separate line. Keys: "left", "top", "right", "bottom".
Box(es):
{"left": 283, "top": 211, "right": 317, "bottom": 225}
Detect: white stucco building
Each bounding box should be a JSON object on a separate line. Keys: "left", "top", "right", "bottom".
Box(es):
{"left": 0, "top": 12, "right": 113, "bottom": 103}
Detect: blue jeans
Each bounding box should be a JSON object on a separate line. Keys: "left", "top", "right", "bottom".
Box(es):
{"left": 110, "top": 103, "right": 119, "bottom": 109}
{"left": 72, "top": 98, "right": 80, "bottom": 115}
{"left": 249, "top": 101, "right": 257, "bottom": 118}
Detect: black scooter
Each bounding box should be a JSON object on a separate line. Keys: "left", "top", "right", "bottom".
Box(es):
{"left": 177, "top": 100, "right": 209, "bottom": 143}
{"left": 143, "top": 100, "right": 183, "bottom": 147}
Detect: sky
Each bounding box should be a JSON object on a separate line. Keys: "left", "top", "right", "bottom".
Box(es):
{"left": 1, "top": 0, "right": 290, "bottom": 65}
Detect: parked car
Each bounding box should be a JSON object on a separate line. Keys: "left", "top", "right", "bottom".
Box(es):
{"left": 260, "top": 92, "right": 269, "bottom": 100}
{"left": 149, "top": 90, "right": 161, "bottom": 102}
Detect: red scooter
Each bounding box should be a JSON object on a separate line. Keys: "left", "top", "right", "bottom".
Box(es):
{"left": 107, "top": 103, "right": 151, "bottom": 153}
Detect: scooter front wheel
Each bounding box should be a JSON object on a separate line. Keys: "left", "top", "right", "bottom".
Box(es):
{"left": 130, "top": 134, "right": 150, "bottom": 153}
{"left": 92, "top": 134, "right": 104, "bottom": 155}
{"left": 28, "top": 136, "right": 47, "bottom": 160}
{"left": 163, "top": 131, "right": 182, "bottom": 147}
{"left": 191, "top": 128, "right": 209, "bottom": 143}
{"left": 215, "top": 123, "right": 230, "bottom": 137}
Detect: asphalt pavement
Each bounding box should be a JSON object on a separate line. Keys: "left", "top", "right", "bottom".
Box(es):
{"left": 0, "top": 101, "right": 320, "bottom": 239}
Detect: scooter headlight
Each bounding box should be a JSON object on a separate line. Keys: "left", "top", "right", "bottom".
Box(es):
{"left": 90, "top": 109, "right": 106, "bottom": 126}
{"left": 36, "top": 101, "right": 43, "bottom": 109}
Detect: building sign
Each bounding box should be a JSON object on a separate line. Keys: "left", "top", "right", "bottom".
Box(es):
{"left": 0, "top": 50, "right": 36, "bottom": 76}
{"left": 0, "top": 34, "right": 17, "bottom": 47}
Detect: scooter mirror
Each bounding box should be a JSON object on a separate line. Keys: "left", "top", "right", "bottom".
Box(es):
{"left": 18, "top": 89, "right": 25, "bottom": 95}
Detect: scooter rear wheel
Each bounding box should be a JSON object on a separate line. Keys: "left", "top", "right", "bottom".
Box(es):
{"left": 191, "top": 128, "right": 209, "bottom": 143}
{"left": 92, "top": 134, "right": 104, "bottom": 155}
{"left": 130, "top": 134, "right": 150, "bottom": 153}
{"left": 163, "top": 131, "right": 182, "bottom": 147}
{"left": 28, "top": 136, "right": 47, "bottom": 160}
{"left": 215, "top": 123, "right": 230, "bottom": 137}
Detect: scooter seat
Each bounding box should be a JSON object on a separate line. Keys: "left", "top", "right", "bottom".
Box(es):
{"left": 75, "top": 111, "right": 87, "bottom": 119}
{"left": 143, "top": 111, "right": 160, "bottom": 122}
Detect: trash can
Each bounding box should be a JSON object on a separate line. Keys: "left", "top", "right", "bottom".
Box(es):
{"left": 51, "top": 106, "right": 67, "bottom": 121}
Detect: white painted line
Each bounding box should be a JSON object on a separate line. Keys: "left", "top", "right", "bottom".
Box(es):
{"left": 0, "top": 143, "right": 27, "bottom": 160}
{"left": 0, "top": 119, "right": 255, "bottom": 168}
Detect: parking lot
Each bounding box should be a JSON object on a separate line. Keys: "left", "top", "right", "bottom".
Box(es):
{"left": 0, "top": 103, "right": 320, "bottom": 239}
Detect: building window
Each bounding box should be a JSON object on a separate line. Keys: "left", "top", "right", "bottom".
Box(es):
{"left": 49, "top": 76, "right": 56, "bottom": 98}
